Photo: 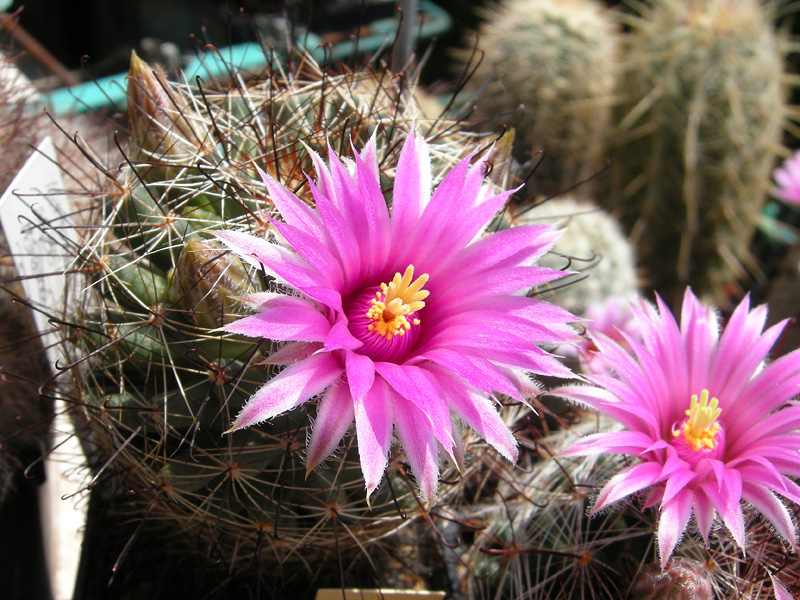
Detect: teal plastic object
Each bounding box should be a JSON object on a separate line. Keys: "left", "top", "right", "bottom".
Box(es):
{"left": 44, "top": 0, "right": 451, "bottom": 116}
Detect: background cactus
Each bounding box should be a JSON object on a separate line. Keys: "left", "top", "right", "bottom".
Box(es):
{"left": 512, "top": 195, "right": 639, "bottom": 316}
{"left": 609, "top": 0, "right": 789, "bottom": 308}
{"left": 52, "top": 50, "right": 516, "bottom": 596}
{"left": 438, "top": 407, "right": 655, "bottom": 600}
{"left": 464, "top": 0, "right": 621, "bottom": 195}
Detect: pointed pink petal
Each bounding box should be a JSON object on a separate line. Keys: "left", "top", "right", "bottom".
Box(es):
{"left": 391, "top": 132, "right": 430, "bottom": 249}
{"left": 416, "top": 347, "right": 522, "bottom": 400}
{"left": 658, "top": 489, "right": 694, "bottom": 569}
{"left": 393, "top": 394, "right": 440, "bottom": 504}
{"left": 412, "top": 188, "right": 519, "bottom": 273}
{"left": 262, "top": 342, "right": 323, "bottom": 365}
{"left": 375, "top": 362, "right": 455, "bottom": 457}
{"left": 742, "top": 482, "right": 798, "bottom": 551}
{"left": 229, "top": 352, "right": 343, "bottom": 430}
{"left": 258, "top": 166, "right": 328, "bottom": 242}
{"left": 700, "top": 470, "right": 745, "bottom": 549}
{"left": 560, "top": 430, "right": 659, "bottom": 458}
{"left": 324, "top": 318, "right": 363, "bottom": 352}
{"left": 222, "top": 296, "right": 331, "bottom": 342}
{"left": 693, "top": 490, "right": 715, "bottom": 542}
{"left": 661, "top": 467, "right": 699, "bottom": 505}
{"left": 354, "top": 377, "right": 394, "bottom": 498}
{"left": 346, "top": 350, "right": 375, "bottom": 401}
{"left": 268, "top": 217, "right": 345, "bottom": 288}
{"left": 215, "top": 229, "right": 343, "bottom": 312}
{"left": 435, "top": 266, "right": 567, "bottom": 304}
{"left": 431, "top": 366, "right": 518, "bottom": 462}
{"left": 770, "top": 574, "right": 796, "bottom": 600}
{"left": 352, "top": 147, "right": 391, "bottom": 274}
{"left": 306, "top": 176, "right": 363, "bottom": 285}
{"left": 592, "top": 461, "right": 663, "bottom": 513}
{"left": 306, "top": 382, "right": 355, "bottom": 470}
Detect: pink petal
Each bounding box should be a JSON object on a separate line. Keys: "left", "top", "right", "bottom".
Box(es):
{"left": 431, "top": 365, "right": 518, "bottom": 462}
{"left": 592, "top": 461, "right": 663, "bottom": 513}
{"left": 391, "top": 132, "right": 430, "bottom": 249}
{"left": 305, "top": 176, "right": 363, "bottom": 286}
{"left": 658, "top": 489, "right": 694, "bottom": 569}
{"left": 375, "top": 362, "right": 455, "bottom": 457}
{"left": 352, "top": 147, "right": 391, "bottom": 274}
{"left": 258, "top": 166, "right": 328, "bottom": 243}
{"left": 222, "top": 296, "right": 331, "bottom": 342}
{"left": 262, "top": 342, "right": 323, "bottom": 365}
{"left": 324, "top": 318, "right": 363, "bottom": 352}
{"left": 306, "top": 382, "right": 355, "bottom": 471}
{"left": 215, "top": 229, "right": 343, "bottom": 312}
{"left": 416, "top": 347, "right": 523, "bottom": 400}
{"left": 699, "top": 470, "right": 745, "bottom": 549}
{"left": 661, "top": 468, "right": 699, "bottom": 505}
{"left": 393, "top": 393, "right": 440, "bottom": 504}
{"left": 770, "top": 574, "right": 796, "bottom": 600}
{"left": 228, "top": 352, "right": 343, "bottom": 431}
{"left": 345, "top": 350, "right": 375, "bottom": 401}
{"left": 742, "top": 482, "right": 798, "bottom": 551}
{"left": 268, "top": 217, "right": 345, "bottom": 288}
{"left": 560, "top": 430, "right": 659, "bottom": 458}
{"left": 693, "top": 490, "right": 715, "bottom": 542}
{"left": 354, "top": 377, "right": 394, "bottom": 499}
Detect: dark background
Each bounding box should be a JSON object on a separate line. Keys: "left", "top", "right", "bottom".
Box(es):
{"left": 3, "top": 0, "right": 487, "bottom": 86}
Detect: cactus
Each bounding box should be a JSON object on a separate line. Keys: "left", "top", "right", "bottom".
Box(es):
{"left": 512, "top": 195, "right": 639, "bottom": 316}
{"left": 465, "top": 0, "right": 621, "bottom": 194}
{"left": 439, "top": 408, "right": 655, "bottom": 599}
{"left": 53, "top": 49, "right": 518, "bottom": 595}
{"left": 609, "top": 0, "right": 788, "bottom": 307}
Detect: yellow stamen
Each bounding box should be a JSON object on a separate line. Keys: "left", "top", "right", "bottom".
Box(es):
{"left": 366, "top": 265, "right": 429, "bottom": 340}
{"left": 672, "top": 389, "right": 722, "bottom": 451}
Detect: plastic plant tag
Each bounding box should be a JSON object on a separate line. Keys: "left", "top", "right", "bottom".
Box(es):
{"left": 0, "top": 136, "right": 86, "bottom": 600}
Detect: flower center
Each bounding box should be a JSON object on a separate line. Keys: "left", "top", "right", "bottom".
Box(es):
{"left": 365, "top": 265, "right": 429, "bottom": 340}
{"left": 673, "top": 389, "right": 722, "bottom": 451}
{"left": 344, "top": 265, "right": 429, "bottom": 363}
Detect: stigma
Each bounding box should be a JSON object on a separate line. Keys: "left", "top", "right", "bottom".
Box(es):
{"left": 366, "top": 265, "right": 429, "bottom": 340}
{"left": 673, "top": 389, "right": 722, "bottom": 451}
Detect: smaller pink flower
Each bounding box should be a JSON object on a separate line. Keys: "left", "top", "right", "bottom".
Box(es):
{"left": 576, "top": 296, "right": 643, "bottom": 375}
{"left": 773, "top": 150, "right": 800, "bottom": 206}
{"left": 552, "top": 289, "right": 800, "bottom": 568}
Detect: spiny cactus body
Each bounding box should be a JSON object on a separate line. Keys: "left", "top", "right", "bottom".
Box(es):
{"left": 57, "top": 50, "right": 515, "bottom": 593}
{"left": 467, "top": 0, "right": 621, "bottom": 194}
{"left": 610, "top": 0, "right": 788, "bottom": 306}
{"left": 513, "top": 195, "right": 639, "bottom": 315}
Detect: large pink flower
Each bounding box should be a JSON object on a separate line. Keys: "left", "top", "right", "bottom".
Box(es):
{"left": 215, "top": 132, "right": 576, "bottom": 503}
{"left": 553, "top": 289, "right": 800, "bottom": 567}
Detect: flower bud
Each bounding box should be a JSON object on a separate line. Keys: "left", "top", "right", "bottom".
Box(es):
{"left": 173, "top": 239, "right": 256, "bottom": 329}
{"left": 631, "top": 558, "right": 714, "bottom": 600}
{"left": 127, "top": 51, "right": 207, "bottom": 166}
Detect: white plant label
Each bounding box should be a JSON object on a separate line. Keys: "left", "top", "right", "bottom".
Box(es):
{"left": 0, "top": 136, "right": 86, "bottom": 600}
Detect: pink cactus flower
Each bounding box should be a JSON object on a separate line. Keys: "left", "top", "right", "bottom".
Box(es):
{"left": 773, "top": 150, "right": 800, "bottom": 206}
{"left": 553, "top": 289, "right": 800, "bottom": 568}
{"left": 577, "top": 296, "right": 643, "bottom": 375}
{"left": 215, "top": 132, "right": 576, "bottom": 503}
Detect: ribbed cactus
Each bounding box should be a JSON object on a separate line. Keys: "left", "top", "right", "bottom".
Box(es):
{"left": 441, "top": 409, "right": 654, "bottom": 599}
{"left": 512, "top": 195, "right": 639, "bottom": 316}
{"left": 609, "top": 0, "right": 787, "bottom": 307}
{"left": 58, "top": 51, "right": 510, "bottom": 594}
{"left": 466, "top": 0, "right": 621, "bottom": 194}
